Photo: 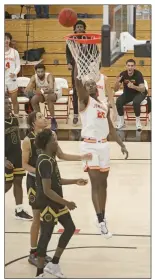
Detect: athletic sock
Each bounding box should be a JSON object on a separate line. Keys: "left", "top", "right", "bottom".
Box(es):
{"left": 102, "top": 210, "right": 105, "bottom": 220}
{"left": 52, "top": 256, "right": 60, "bottom": 264}
{"left": 15, "top": 204, "right": 23, "bottom": 213}
{"left": 97, "top": 213, "right": 103, "bottom": 223}
{"left": 36, "top": 268, "right": 44, "bottom": 276}
{"left": 30, "top": 247, "right": 37, "bottom": 254}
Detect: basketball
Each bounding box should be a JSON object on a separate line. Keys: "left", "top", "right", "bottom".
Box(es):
{"left": 58, "top": 8, "right": 77, "bottom": 27}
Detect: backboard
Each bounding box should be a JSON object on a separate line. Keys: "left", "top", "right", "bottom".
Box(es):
{"left": 101, "top": 5, "right": 136, "bottom": 67}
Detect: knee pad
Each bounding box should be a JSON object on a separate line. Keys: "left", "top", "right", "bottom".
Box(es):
{"left": 68, "top": 222, "right": 76, "bottom": 235}
{"left": 37, "top": 231, "right": 52, "bottom": 257}
{"left": 62, "top": 217, "right": 76, "bottom": 236}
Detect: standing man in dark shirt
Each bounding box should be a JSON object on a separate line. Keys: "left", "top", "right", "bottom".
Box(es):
{"left": 5, "top": 97, "right": 32, "bottom": 220}
{"left": 66, "top": 20, "right": 86, "bottom": 125}
{"left": 114, "top": 59, "right": 147, "bottom": 130}
{"left": 35, "top": 129, "right": 88, "bottom": 278}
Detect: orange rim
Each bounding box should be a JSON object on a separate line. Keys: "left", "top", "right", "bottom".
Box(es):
{"left": 65, "top": 33, "right": 101, "bottom": 44}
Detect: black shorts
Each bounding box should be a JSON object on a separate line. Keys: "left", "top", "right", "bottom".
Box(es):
{"left": 5, "top": 153, "right": 26, "bottom": 183}
{"left": 26, "top": 174, "right": 40, "bottom": 210}
{"left": 40, "top": 205, "right": 69, "bottom": 223}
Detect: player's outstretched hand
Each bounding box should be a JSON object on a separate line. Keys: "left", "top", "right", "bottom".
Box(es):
{"left": 5, "top": 159, "right": 14, "bottom": 169}
{"left": 81, "top": 153, "right": 92, "bottom": 161}
{"left": 66, "top": 201, "right": 77, "bottom": 210}
{"left": 76, "top": 178, "right": 88, "bottom": 186}
{"left": 121, "top": 146, "right": 129, "bottom": 159}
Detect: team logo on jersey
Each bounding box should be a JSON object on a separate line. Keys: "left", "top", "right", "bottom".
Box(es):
{"left": 44, "top": 213, "right": 53, "bottom": 222}
{"left": 29, "top": 194, "right": 35, "bottom": 204}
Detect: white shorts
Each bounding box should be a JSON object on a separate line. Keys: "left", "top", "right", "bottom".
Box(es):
{"left": 5, "top": 80, "right": 18, "bottom": 94}
{"left": 80, "top": 140, "right": 110, "bottom": 172}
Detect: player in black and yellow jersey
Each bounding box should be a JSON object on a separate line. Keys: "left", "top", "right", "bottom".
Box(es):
{"left": 35, "top": 129, "right": 88, "bottom": 278}
{"left": 5, "top": 97, "right": 32, "bottom": 220}
{"left": 22, "top": 111, "right": 92, "bottom": 267}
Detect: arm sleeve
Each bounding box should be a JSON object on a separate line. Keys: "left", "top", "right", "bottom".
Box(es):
{"left": 137, "top": 72, "right": 144, "bottom": 85}
{"left": 14, "top": 50, "right": 21, "bottom": 75}
{"left": 66, "top": 44, "right": 73, "bottom": 65}
{"left": 39, "top": 160, "right": 53, "bottom": 179}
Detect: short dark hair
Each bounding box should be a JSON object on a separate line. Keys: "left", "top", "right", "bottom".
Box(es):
{"left": 27, "top": 111, "right": 37, "bottom": 128}
{"left": 73, "top": 20, "right": 86, "bottom": 31}
{"left": 35, "top": 63, "right": 46, "bottom": 71}
{"left": 5, "top": 32, "right": 12, "bottom": 41}
{"left": 126, "top": 59, "right": 136, "bottom": 65}
{"left": 35, "top": 129, "right": 53, "bottom": 150}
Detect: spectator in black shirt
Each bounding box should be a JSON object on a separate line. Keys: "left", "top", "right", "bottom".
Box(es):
{"left": 66, "top": 20, "right": 86, "bottom": 125}
{"left": 35, "top": 129, "right": 88, "bottom": 278}
{"left": 66, "top": 20, "right": 100, "bottom": 125}
{"left": 114, "top": 59, "right": 147, "bottom": 130}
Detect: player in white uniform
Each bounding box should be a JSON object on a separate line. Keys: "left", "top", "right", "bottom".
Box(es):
{"left": 96, "top": 72, "right": 117, "bottom": 121}
{"left": 75, "top": 66, "right": 128, "bottom": 237}
{"left": 5, "top": 33, "right": 21, "bottom": 116}
{"left": 25, "top": 64, "right": 60, "bottom": 131}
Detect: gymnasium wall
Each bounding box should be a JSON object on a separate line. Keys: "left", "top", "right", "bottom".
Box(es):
{"left": 5, "top": 10, "right": 151, "bottom": 93}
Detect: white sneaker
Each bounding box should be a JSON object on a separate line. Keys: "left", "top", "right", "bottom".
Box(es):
{"left": 44, "top": 262, "right": 65, "bottom": 278}
{"left": 136, "top": 117, "right": 142, "bottom": 131}
{"left": 95, "top": 217, "right": 108, "bottom": 228}
{"left": 99, "top": 220, "right": 112, "bottom": 239}
{"left": 35, "top": 274, "right": 45, "bottom": 278}
{"left": 116, "top": 116, "right": 125, "bottom": 130}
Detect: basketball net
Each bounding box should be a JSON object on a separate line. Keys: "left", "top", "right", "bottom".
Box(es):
{"left": 66, "top": 34, "right": 101, "bottom": 83}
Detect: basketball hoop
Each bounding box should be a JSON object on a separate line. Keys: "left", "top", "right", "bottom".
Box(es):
{"left": 65, "top": 33, "right": 101, "bottom": 83}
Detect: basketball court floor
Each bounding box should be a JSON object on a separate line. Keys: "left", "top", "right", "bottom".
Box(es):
{"left": 5, "top": 139, "right": 151, "bottom": 278}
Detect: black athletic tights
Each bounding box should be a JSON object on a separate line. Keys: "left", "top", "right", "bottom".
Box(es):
{"left": 37, "top": 212, "right": 75, "bottom": 257}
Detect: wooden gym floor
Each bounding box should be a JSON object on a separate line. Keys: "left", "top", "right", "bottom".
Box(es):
{"left": 5, "top": 141, "right": 151, "bottom": 278}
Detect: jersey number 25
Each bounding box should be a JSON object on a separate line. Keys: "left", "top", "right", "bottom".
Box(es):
{"left": 97, "top": 110, "right": 105, "bottom": 118}
{"left": 6, "top": 62, "right": 10, "bottom": 69}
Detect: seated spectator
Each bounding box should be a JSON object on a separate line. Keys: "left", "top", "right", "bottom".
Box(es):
{"left": 25, "top": 63, "right": 60, "bottom": 131}
{"left": 34, "top": 5, "right": 49, "bottom": 18}
{"left": 114, "top": 59, "right": 148, "bottom": 131}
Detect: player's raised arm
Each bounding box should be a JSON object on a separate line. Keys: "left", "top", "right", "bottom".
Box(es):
{"left": 74, "top": 64, "right": 89, "bottom": 103}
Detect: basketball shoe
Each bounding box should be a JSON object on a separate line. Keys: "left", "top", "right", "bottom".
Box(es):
{"left": 116, "top": 116, "right": 125, "bottom": 130}
{"left": 44, "top": 262, "right": 65, "bottom": 278}
{"left": 99, "top": 220, "right": 112, "bottom": 239}
{"left": 15, "top": 208, "right": 33, "bottom": 221}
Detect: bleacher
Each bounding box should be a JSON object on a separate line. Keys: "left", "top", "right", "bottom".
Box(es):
{"left": 5, "top": 5, "right": 151, "bottom": 94}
